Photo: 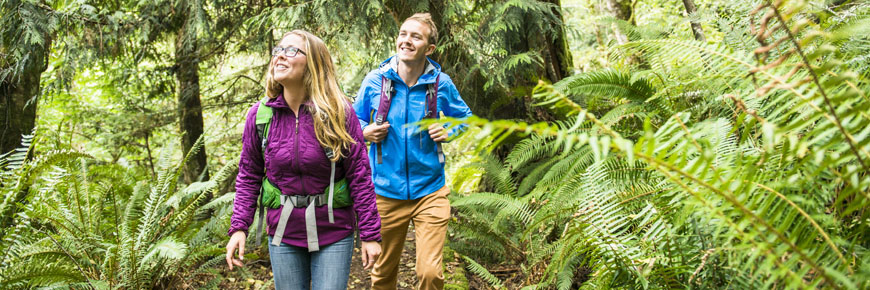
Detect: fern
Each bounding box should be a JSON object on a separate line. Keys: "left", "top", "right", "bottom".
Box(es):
{"left": 554, "top": 69, "right": 655, "bottom": 104}
{"left": 445, "top": 2, "right": 870, "bottom": 287}
{"left": 463, "top": 255, "right": 506, "bottom": 290}
{"left": 0, "top": 134, "right": 238, "bottom": 288}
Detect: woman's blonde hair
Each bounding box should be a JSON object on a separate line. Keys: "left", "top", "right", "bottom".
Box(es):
{"left": 265, "top": 30, "right": 354, "bottom": 161}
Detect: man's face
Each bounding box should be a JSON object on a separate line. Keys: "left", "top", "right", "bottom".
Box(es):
{"left": 396, "top": 20, "right": 435, "bottom": 62}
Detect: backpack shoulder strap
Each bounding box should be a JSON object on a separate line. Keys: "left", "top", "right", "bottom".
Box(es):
{"left": 374, "top": 76, "right": 394, "bottom": 164}
{"left": 425, "top": 74, "right": 440, "bottom": 119}
{"left": 254, "top": 96, "right": 272, "bottom": 247}
{"left": 426, "top": 75, "right": 445, "bottom": 164}
{"left": 376, "top": 76, "right": 394, "bottom": 125}
{"left": 323, "top": 147, "right": 337, "bottom": 224}
{"left": 255, "top": 96, "right": 273, "bottom": 155}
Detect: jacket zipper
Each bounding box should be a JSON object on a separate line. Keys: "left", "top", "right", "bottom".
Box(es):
{"left": 405, "top": 82, "right": 411, "bottom": 200}
{"left": 294, "top": 112, "right": 304, "bottom": 195}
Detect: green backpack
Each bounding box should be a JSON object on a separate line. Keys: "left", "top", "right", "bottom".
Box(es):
{"left": 253, "top": 96, "right": 352, "bottom": 246}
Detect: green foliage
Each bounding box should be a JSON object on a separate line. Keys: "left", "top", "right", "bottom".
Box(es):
{"left": 0, "top": 135, "right": 238, "bottom": 288}
{"left": 5, "top": 0, "right": 870, "bottom": 288}
{"left": 444, "top": 0, "right": 870, "bottom": 288}
{"left": 464, "top": 255, "right": 506, "bottom": 290}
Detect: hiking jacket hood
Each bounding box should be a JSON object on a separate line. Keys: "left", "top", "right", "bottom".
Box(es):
{"left": 229, "top": 95, "right": 381, "bottom": 246}
{"left": 353, "top": 56, "right": 473, "bottom": 200}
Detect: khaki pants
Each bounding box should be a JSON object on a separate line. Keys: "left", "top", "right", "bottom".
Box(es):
{"left": 371, "top": 186, "right": 450, "bottom": 290}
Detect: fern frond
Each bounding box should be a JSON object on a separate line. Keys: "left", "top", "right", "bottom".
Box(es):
{"left": 505, "top": 135, "right": 557, "bottom": 170}
{"left": 452, "top": 192, "right": 533, "bottom": 225}
{"left": 554, "top": 69, "right": 656, "bottom": 104}
{"left": 463, "top": 255, "right": 505, "bottom": 290}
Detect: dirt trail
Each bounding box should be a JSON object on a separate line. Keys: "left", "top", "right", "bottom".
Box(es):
{"left": 347, "top": 225, "right": 419, "bottom": 289}
{"left": 210, "top": 226, "right": 421, "bottom": 289}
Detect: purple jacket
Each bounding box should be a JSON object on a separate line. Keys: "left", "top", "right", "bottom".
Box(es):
{"left": 228, "top": 96, "right": 381, "bottom": 247}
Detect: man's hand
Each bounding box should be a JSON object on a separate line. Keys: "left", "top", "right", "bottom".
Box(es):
{"left": 225, "top": 231, "right": 246, "bottom": 270}
{"left": 364, "top": 122, "right": 390, "bottom": 143}
{"left": 360, "top": 241, "right": 382, "bottom": 270}
{"left": 428, "top": 123, "right": 448, "bottom": 142}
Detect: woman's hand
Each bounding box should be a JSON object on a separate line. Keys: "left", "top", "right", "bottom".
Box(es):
{"left": 360, "top": 240, "right": 382, "bottom": 270}
{"left": 226, "top": 231, "right": 247, "bottom": 270}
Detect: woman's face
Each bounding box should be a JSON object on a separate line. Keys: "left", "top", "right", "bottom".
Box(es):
{"left": 271, "top": 34, "right": 307, "bottom": 86}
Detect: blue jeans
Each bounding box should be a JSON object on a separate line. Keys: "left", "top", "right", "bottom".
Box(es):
{"left": 267, "top": 234, "right": 353, "bottom": 290}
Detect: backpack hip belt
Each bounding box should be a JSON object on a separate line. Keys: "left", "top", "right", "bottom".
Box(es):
{"left": 271, "top": 193, "right": 328, "bottom": 251}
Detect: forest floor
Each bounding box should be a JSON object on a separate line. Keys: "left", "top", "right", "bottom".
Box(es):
{"left": 203, "top": 224, "right": 474, "bottom": 289}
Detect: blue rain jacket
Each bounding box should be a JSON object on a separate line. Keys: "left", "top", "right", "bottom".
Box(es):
{"left": 353, "top": 56, "right": 473, "bottom": 200}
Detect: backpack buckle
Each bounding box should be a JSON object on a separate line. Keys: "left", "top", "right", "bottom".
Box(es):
{"left": 285, "top": 194, "right": 327, "bottom": 208}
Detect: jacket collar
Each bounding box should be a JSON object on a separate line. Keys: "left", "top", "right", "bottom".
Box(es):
{"left": 266, "top": 94, "right": 314, "bottom": 111}
{"left": 379, "top": 56, "right": 441, "bottom": 85}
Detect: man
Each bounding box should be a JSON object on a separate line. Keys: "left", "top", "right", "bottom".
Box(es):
{"left": 353, "top": 13, "right": 472, "bottom": 290}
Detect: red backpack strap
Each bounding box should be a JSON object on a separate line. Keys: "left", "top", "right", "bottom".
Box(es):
{"left": 375, "top": 76, "right": 394, "bottom": 164}
{"left": 426, "top": 75, "right": 445, "bottom": 164}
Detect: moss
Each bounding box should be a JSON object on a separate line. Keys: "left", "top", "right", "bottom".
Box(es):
{"left": 444, "top": 265, "right": 469, "bottom": 290}
{"left": 443, "top": 244, "right": 469, "bottom": 289}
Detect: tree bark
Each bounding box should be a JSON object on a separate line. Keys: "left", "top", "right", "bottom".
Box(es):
{"left": 176, "top": 22, "right": 209, "bottom": 184}
{"left": 602, "top": 0, "right": 632, "bottom": 45}
{"left": 1, "top": 39, "right": 51, "bottom": 154}
{"left": 541, "top": 0, "right": 574, "bottom": 82}
{"left": 0, "top": 31, "right": 51, "bottom": 229}
{"left": 681, "top": 0, "right": 706, "bottom": 42}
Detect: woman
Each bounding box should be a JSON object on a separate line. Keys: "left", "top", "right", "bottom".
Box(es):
{"left": 226, "top": 30, "right": 381, "bottom": 290}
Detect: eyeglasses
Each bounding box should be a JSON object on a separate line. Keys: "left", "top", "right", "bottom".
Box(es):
{"left": 272, "top": 46, "right": 306, "bottom": 58}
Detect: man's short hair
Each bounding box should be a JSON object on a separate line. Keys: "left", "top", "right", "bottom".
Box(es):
{"left": 405, "top": 13, "right": 438, "bottom": 45}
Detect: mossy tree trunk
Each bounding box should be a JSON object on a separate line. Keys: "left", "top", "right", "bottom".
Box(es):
{"left": 175, "top": 16, "right": 209, "bottom": 184}
{"left": 1, "top": 38, "right": 51, "bottom": 154}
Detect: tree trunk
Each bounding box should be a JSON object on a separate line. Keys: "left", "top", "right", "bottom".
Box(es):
{"left": 681, "top": 0, "right": 706, "bottom": 42}
{"left": 176, "top": 23, "right": 209, "bottom": 184}
{"left": 602, "top": 0, "right": 632, "bottom": 45}
{"left": 0, "top": 32, "right": 51, "bottom": 229}
{"left": 541, "top": 0, "right": 574, "bottom": 82}
{"left": 1, "top": 38, "right": 51, "bottom": 154}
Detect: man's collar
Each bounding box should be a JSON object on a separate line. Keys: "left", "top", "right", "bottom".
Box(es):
{"left": 389, "top": 56, "right": 436, "bottom": 75}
